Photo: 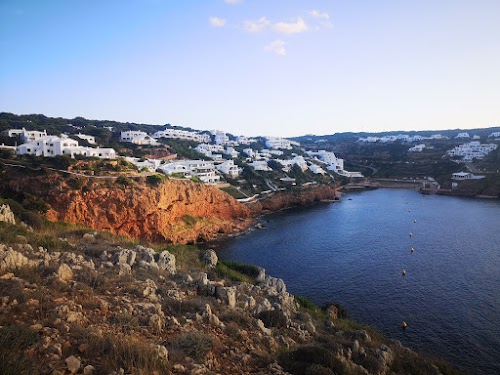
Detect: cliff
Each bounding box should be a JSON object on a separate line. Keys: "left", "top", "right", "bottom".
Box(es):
{"left": 3, "top": 173, "right": 252, "bottom": 244}
{"left": 248, "top": 184, "right": 341, "bottom": 214}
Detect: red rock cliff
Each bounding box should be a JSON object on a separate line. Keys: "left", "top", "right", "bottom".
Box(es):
{"left": 6, "top": 173, "right": 252, "bottom": 244}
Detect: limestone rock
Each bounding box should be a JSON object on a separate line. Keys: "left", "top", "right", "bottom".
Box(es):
{"left": 202, "top": 249, "right": 218, "bottom": 268}
{"left": 83, "top": 365, "right": 95, "bottom": 375}
{"left": 0, "top": 204, "right": 16, "bottom": 225}
{"left": 0, "top": 247, "right": 34, "bottom": 271}
{"left": 57, "top": 263, "right": 73, "bottom": 281}
{"left": 113, "top": 248, "right": 136, "bottom": 267}
{"left": 256, "top": 266, "right": 266, "bottom": 282}
{"left": 65, "top": 355, "right": 81, "bottom": 374}
{"left": 216, "top": 286, "right": 236, "bottom": 308}
{"left": 154, "top": 345, "right": 169, "bottom": 363}
{"left": 255, "top": 318, "right": 272, "bottom": 335}
{"left": 157, "top": 250, "right": 176, "bottom": 274}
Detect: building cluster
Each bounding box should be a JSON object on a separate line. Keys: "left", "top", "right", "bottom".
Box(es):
{"left": 357, "top": 134, "right": 448, "bottom": 144}
{"left": 3, "top": 128, "right": 116, "bottom": 159}
{"left": 408, "top": 144, "right": 426, "bottom": 152}
{"left": 446, "top": 141, "right": 498, "bottom": 161}
{"left": 4, "top": 124, "right": 367, "bottom": 184}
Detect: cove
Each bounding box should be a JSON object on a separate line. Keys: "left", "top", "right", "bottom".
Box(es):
{"left": 215, "top": 189, "right": 500, "bottom": 375}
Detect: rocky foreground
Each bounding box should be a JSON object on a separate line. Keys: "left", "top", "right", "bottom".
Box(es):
{"left": 0, "top": 203, "right": 465, "bottom": 375}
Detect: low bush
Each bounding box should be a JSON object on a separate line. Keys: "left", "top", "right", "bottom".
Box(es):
{"left": 257, "top": 309, "right": 288, "bottom": 328}
{"left": 169, "top": 332, "right": 213, "bottom": 361}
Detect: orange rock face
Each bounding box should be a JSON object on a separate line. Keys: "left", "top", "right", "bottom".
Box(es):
{"left": 9, "top": 174, "right": 251, "bottom": 244}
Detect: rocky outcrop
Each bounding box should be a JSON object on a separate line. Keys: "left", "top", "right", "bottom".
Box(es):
{"left": 201, "top": 249, "right": 218, "bottom": 268}
{"left": 3, "top": 173, "right": 252, "bottom": 244}
{"left": 249, "top": 184, "right": 340, "bottom": 214}
{"left": 0, "top": 204, "right": 16, "bottom": 225}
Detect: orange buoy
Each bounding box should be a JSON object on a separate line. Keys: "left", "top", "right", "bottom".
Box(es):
{"left": 402, "top": 321, "right": 408, "bottom": 329}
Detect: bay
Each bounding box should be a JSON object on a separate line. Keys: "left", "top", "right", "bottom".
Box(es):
{"left": 215, "top": 189, "right": 500, "bottom": 375}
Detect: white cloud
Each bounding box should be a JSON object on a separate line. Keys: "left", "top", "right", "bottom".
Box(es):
{"left": 273, "top": 17, "right": 308, "bottom": 34}
{"left": 224, "top": 0, "right": 242, "bottom": 4}
{"left": 265, "top": 40, "right": 286, "bottom": 56}
{"left": 244, "top": 17, "right": 271, "bottom": 33}
{"left": 209, "top": 16, "right": 226, "bottom": 27}
{"left": 309, "top": 10, "right": 330, "bottom": 19}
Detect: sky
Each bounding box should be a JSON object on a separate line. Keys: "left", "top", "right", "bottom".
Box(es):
{"left": 1, "top": 0, "right": 500, "bottom": 137}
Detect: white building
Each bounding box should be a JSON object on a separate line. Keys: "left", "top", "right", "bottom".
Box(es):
{"left": 446, "top": 141, "right": 497, "bottom": 161}
{"left": 248, "top": 160, "right": 271, "bottom": 171}
{"left": 488, "top": 131, "right": 500, "bottom": 139}
{"left": 224, "top": 147, "right": 239, "bottom": 158}
{"left": 16, "top": 136, "right": 116, "bottom": 159}
{"left": 277, "top": 156, "right": 308, "bottom": 171}
{"left": 124, "top": 157, "right": 162, "bottom": 172}
{"left": 120, "top": 131, "right": 160, "bottom": 146}
{"left": 212, "top": 130, "right": 229, "bottom": 145}
{"left": 265, "top": 137, "right": 296, "bottom": 150}
{"left": 236, "top": 136, "right": 257, "bottom": 145}
{"left": 456, "top": 132, "right": 470, "bottom": 139}
{"left": 159, "top": 160, "right": 220, "bottom": 184}
{"left": 75, "top": 133, "right": 96, "bottom": 144}
{"left": 243, "top": 148, "right": 257, "bottom": 159}
{"left": 216, "top": 160, "right": 241, "bottom": 177}
{"left": 408, "top": 144, "right": 426, "bottom": 152}
{"left": 152, "top": 128, "right": 211, "bottom": 143}
{"left": 195, "top": 143, "right": 224, "bottom": 158}
{"left": 308, "top": 163, "right": 325, "bottom": 174}
{"left": 5, "top": 128, "right": 48, "bottom": 143}
{"left": 451, "top": 172, "right": 485, "bottom": 180}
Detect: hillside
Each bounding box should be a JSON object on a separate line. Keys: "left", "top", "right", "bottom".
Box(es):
{"left": 0, "top": 203, "right": 466, "bottom": 375}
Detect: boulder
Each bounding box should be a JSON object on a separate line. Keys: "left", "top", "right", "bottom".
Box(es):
{"left": 216, "top": 286, "right": 236, "bottom": 308}
{"left": 201, "top": 249, "right": 218, "bottom": 268}
{"left": 157, "top": 251, "right": 176, "bottom": 275}
{"left": 65, "top": 355, "right": 81, "bottom": 374}
{"left": 113, "top": 248, "right": 136, "bottom": 267}
{"left": 57, "top": 263, "right": 73, "bottom": 281}
{"left": 0, "top": 247, "right": 34, "bottom": 271}
{"left": 154, "top": 345, "right": 169, "bottom": 363}
{"left": 0, "top": 204, "right": 16, "bottom": 225}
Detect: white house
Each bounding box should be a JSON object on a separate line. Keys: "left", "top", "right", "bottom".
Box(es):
{"left": 248, "top": 160, "right": 271, "bottom": 171}
{"left": 277, "top": 156, "right": 308, "bottom": 171}
{"left": 236, "top": 136, "right": 257, "bottom": 145}
{"left": 308, "top": 164, "right": 325, "bottom": 174}
{"left": 265, "top": 137, "right": 295, "bottom": 150}
{"left": 120, "top": 131, "right": 160, "bottom": 146}
{"left": 152, "top": 128, "right": 210, "bottom": 143}
{"left": 159, "top": 160, "right": 220, "bottom": 184}
{"left": 216, "top": 160, "right": 241, "bottom": 177}
{"left": 16, "top": 136, "right": 116, "bottom": 159}
{"left": 451, "top": 172, "right": 485, "bottom": 180}
{"left": 408, "top": 144, "right": 426, "bottom": 152}
{"left": 212, "top": 130, "right": 229, "bottom": 145}
{"left": 243, "top": 148, "right": 257, "bottom": 159}
{"left": 124, "top": 157, "right": 163, "bottom": 172}
{"left": 195, "top": 143, "right": 224, "bottom": 158}
{"left": 488, "top": 132, "right": 500, "bottom": 139}
{"left": 456, "top": 132, "right": 470, "bottom": 139}
{"left": 224, "top": 147, "right": 239, "bottom": 158}
{"left": 446, "top": 141, "right": 497, "bottom": 161}
{"left": 5, "top": 128, "right": 48, "bottom": 143}
{"left": 75, "top": 133, "right": 96, "bottom": 144}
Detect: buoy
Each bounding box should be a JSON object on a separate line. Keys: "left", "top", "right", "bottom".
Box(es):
{"left": 402, "top": 269, "right": 407, "bottom": 276}
{"left": 411, "top": 247, "right": 414, "bottom": 253}
{"left": 414, "top": 219, "right": 417, "bottom": 223}
{"left": 409, "top": 232, "right": 413, "bottom": 238}
{"left": 408, "top": 209, "right": 411, "bottom": 213}
{"left": 402, "top": 321, "right": 408, "bottom": 329}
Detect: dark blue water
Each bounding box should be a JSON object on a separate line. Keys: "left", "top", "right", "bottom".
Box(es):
{"left": 216, "top": 189, "right": 500, "bottom": 375}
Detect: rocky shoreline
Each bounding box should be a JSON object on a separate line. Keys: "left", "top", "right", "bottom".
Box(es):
{"left": 0, "top": 198, "right": 467, "bottom": 375}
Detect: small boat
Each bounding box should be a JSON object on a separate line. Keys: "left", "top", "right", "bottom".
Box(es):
{"left": 409, "top": 232, "right": 413, "bottom": 238}
{"left": 414, "top": 219, "right": 417, "bottom": 223}
{"left": 411, "top": 247, "right": 414, "bottom": 253}
{"left": 402, "top": 269, "right": 407, "bottom": 276}
{"left": 402, "top": 321, "right": 408, "bottom": 329}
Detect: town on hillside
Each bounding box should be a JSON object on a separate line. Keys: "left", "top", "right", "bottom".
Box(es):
{"left": 1, "top": 113, "right": 500, "bottom": 198}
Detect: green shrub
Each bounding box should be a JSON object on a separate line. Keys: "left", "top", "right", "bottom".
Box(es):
{"left": 219, "top": 260, "right": 260, "bottom": 278}
{"left": 215, "top": 262, "right": 257, "bottom": 284}
{"left": 116, "top": 176, "right": 133, "bottom": 187}
{"left": 146, "top": 174, "right": 166, "bottom": 186}
{"left": 182, "top": 214, "right": 199, "bottom": 228}
{"left": 257, "top": 309, "right": 288, "bottom": 328}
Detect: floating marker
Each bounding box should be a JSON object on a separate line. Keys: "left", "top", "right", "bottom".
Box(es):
{"left": 408, "top": 209, "right": 411, "bottom": 213}
{"left": 409, "top": 232, "right": 413, "bottom": 238}
{"left": 402, "top": 321, "right": 408, "bottom": 329}
{"left": 414, "top": 219, "right": 417, "bottom": 223}
{"left": 411, "top": 247, "right": 414, "bottom": 253}
{"left": 402, "top": 269, "right": 407, "bottom": 276}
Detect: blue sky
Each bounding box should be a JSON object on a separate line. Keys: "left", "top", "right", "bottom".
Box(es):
{"left": 1, "top": 0, "right": 499, "bottom": 137}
